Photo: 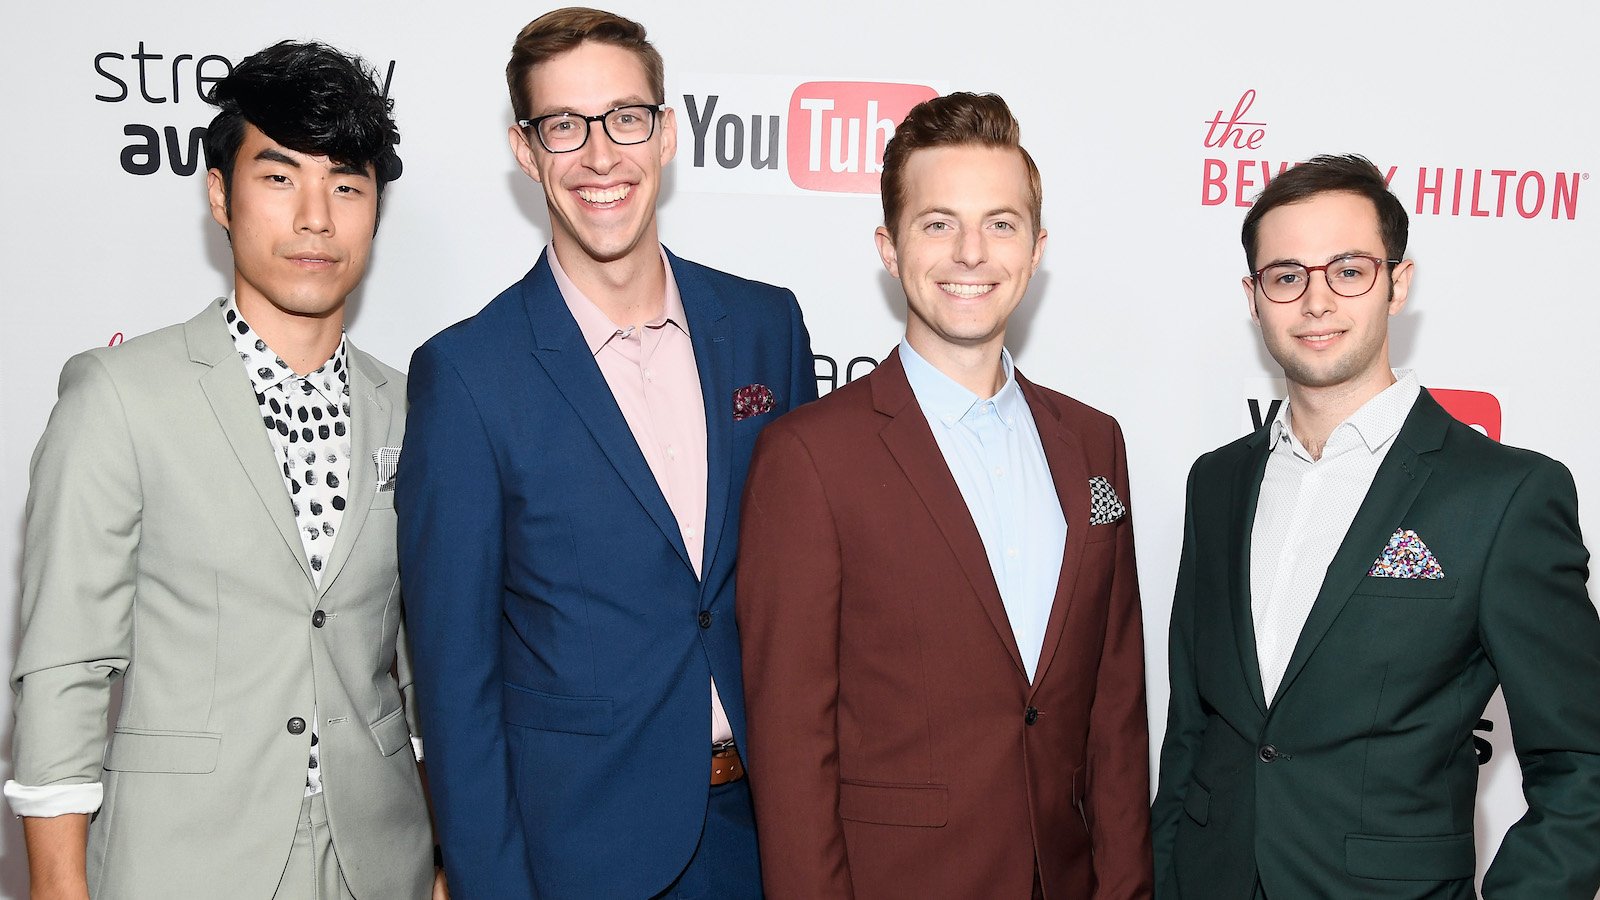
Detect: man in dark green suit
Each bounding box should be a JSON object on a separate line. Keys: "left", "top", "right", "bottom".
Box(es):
{"left": 1152, "top": 154, "right": 1600, "bottom": 899}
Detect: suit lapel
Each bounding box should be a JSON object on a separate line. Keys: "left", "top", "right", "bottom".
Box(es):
{"left": 186, "top": 304, "right": 314, "bottom": 584}
{"left": 1020, "top": 377, "right": 1089, "bottom": 695}
{"left": 1270, "top": 394, "right": 1447, "bottom": 706}
{"left": 672, "top": 251, "right": 733, "bottom": 582}
{"left": 1229, "top": 433, "right": 1273, "bottom": 716}
{"left": 521, "top": 253, "right": 695, "bottom": 573}
{"left": 873, "top": 350, "right": 1027, "bottom": 678}
{"left": 316, "top": 345, "right": 388, "bottom": 598}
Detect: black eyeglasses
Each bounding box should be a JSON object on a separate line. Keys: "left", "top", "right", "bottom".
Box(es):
{"left": 516, "top": 104, "right": 663, "bottom": 154}
{"left": 1251, "top": 254, "right": 1402, "bottom": 304}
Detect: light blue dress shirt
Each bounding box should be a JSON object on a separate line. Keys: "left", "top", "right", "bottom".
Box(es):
{"left": 899, "top": 340, "right": 1067, "bottom": 682}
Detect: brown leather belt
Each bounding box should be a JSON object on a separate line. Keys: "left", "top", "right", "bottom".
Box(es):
{"left": 711, "top": 741, "right": 745, "bottom": 785}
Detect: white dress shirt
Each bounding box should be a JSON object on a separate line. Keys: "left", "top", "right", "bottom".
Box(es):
{"left": 899, "top": 340, "right": 1067, "bottom": 682}
{"left": 1251, "top": 370, "right": 1421, "bottom": 703}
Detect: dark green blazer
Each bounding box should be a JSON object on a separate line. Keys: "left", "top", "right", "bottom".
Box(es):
{"left": 1152, "top": 391, "right": 1600, "bottom": 899}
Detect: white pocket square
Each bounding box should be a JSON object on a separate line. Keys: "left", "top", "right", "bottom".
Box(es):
{"left": 373, "top": 447, "right": 400, "bottom": 490}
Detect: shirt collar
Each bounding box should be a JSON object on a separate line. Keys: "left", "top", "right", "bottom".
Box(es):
{"left": 221, "top": 295, "right": 348, "bottom": 399}
{"left": 548, "top": 243, "right": 689, "bottom": 357}
{"left": 899, "top": 338, "right": 1024, "bottom": 432}
{"left": 1272, "top": 369, "right": 1421, "bottom": 458}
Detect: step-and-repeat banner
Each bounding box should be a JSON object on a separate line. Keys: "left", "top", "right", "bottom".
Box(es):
{"left": 2, "top": 1, "right": 1595, "bottom": 893}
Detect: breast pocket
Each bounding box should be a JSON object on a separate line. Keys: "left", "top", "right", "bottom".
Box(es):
{"left": 1351, "top": 575, "right": 1458, "bottom": 600}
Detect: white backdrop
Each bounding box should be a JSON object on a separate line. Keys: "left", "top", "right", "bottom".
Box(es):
{"left": 3, "top": 2, "right": 1597, "bottom": 894}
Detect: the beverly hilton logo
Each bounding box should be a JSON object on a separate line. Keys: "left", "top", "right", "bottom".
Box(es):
{"left": 676, "top": 76, "right": 939, "bottom": 196}
{"left": 1200, "top": 90, "right": 1585, "bottom": 219}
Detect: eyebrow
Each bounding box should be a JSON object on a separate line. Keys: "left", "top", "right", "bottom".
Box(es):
{"left": 1260, "top": 249, "right": 1379, "bottom": 268}
{"left": 533, "top": 97, "right": 653, "bottom": 117}
{"left": 254, "top": 148, "right": 300, "bottom": 168}
{"left": 914, "top": 206, "right": 1025, "bottom": 220}
{"left": 253, "top": 147, "right": 370, "bottom": 179}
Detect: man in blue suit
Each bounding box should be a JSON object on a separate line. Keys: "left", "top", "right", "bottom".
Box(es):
{"left": 397, "top": 7, "right": 815, "bottom": 898}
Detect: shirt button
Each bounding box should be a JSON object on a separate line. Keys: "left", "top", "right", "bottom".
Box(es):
{"left": 644, "top": 368, "right": 654, "bottom": 381}
{"left": 685, "top": 526, "right": 698, "bottom": 539}
{"left": 1006, "top": 547, "right": 1019, "bottom": 559}
{"left": 1024, "top": 706, "right": 1039, "bottom": 725}
{"left": 287, "top": 717, "right": 307, "bottom": 735}
{"left": 1258, "top": 744, "right": 1279, "bottom": 763}
{"left": 698, "top": 610, "right": 713, "bottom": 629}
{"left": 311, "top": 610, "right": 326, "bottom": 628}
{"left": 993, "top": 466, "right": 1005, "bottom": 477}
{"left": 667, "top": 445, "right": 677, "bottom": 460}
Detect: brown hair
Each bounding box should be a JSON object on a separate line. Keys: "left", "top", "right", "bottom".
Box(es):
{"left": 879, "top": 92, "right": 1042, "bottom": 239}
{"left": 1241, "top": 154, "right": 1409, "bottom": 271}
{"left": 506, "top": 7, "right": 665, "bottom": 121}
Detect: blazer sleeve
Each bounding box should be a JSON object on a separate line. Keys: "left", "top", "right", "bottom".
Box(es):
{"left": 1083, "top": 420, "right": 1155, "bottom": 897}
{"left": 1478, "top": 457, "right": 1600, "bottom": 897}
{"left": 1151, "top": 461, "right": 1204, "bottom": 899}
{"left": 737, "top": 423, "right": 854, "bottom": 898}
{"left": 12, "top": 352, "right": 140, "bottom": 797}
{"left": 396, "top": 341, "right": 535, "bottom": 897}
{"left": 783, "top": 288, "right": 819, "bottom": 409}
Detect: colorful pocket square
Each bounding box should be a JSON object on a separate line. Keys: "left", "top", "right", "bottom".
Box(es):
{"left": 733, "top": 384, "right": 775, "bottom": 421}
{"left": 1089, "top": 476, "right": 1126, "bottom": 525}
{"left": 373, "top": 446, "right": 400, "bottom": 491}
{"left": 1368, "top": 529, "right": 1444, "bottom": 579}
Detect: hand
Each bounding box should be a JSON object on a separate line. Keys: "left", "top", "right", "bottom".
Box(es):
{"left": 431, "top": 867, "right": 450, "bottom": 900}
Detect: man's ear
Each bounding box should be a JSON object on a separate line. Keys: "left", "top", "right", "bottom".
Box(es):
{"left": 874, "top": 226, "right": 900, "bottom": 279}
{"left": 207, "top": 168, "right": 230, "bottom": 231}
{"left": 1388, "top": 258, "right": 1414, "bottom": 317}
{"left": 1242, "top": 275, "right": 1261, "bottom": 328}
{"left": 510, "top": 126, "right": 542, "bottom": 184}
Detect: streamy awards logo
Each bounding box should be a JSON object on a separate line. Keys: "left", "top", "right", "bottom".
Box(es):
{"left": 1201, "top": 90, "right": 1586, "bottom": 220}
{"left": 93, "top": 42, "right": 399, "bottom": 176}
{"left": 676, "top": 76, "right": 938, "bottom": 196}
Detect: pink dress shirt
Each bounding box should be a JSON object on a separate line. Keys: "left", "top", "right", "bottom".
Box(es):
{"left": 549, "top": 246, "right": 733, "bottom": 744}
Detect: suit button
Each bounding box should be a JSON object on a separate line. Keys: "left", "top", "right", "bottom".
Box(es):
{"left": 287, "top": 717, "right": 307, "bottom": 735}
{"left": 698, "top": 610, "right": 713, "bottom": 629}
{"left": 311, "top": 610, "right": 326, "bottom": 628}
{"left": 1024, "top": 706, "right": 1039, "bottom": 725}
{"left": 1258, "top": 744, "right": 1279, "bottom": 762}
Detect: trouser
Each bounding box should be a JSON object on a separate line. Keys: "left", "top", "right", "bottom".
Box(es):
{"left": 273, "top": 792, "right": 355, "bottom": 900}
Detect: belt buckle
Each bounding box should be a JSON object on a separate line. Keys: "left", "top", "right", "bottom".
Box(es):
{"left": 711, "top": 739, "right": 744, "bottom": 785}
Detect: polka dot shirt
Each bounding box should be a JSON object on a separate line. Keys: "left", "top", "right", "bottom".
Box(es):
{"left": 221, "top": 296, "right": 350, "bottom": 796}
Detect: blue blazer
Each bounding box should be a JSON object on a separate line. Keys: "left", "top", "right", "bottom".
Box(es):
{"left": 397, "top": 249, "right": 816, "bottom": 899}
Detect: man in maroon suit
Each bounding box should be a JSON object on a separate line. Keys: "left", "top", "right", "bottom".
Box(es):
{"left": 737, "top": 92, "right": 1154, "bottom": 899}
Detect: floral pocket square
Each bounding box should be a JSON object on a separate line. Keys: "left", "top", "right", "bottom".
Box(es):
{"left": 733, "top": 383, "right": 775, "bottom": 421}
{"left": 1088, "top": 476, "right": 1126, "bottom": 525}
{"left": 1368, "top": 529, "right": 1444, "bottom": 579}
{"left": 373, "top": 447, "right": 400, "bottom": 491}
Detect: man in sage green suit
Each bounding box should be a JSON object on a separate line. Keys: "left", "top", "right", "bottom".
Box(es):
{"left": 1152, "top": 155, "right": 1600, "bottom": 899}
{"left": 8, "top": 43, "right": 438, "bottom": 898}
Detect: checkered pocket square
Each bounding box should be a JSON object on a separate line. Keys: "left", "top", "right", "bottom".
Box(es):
{"left": 1368, "top": 529, "right": 1445, "bottom": 579}
{"left": 373, "top": 447, "right": 400, "bottom": 491}
{"left": 1089, "top": 476, "right": 1126, "bottom": 525}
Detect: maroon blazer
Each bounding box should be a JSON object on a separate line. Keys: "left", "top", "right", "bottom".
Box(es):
{"left": 738, "top": 348, "right": 1153, "bottom": 899}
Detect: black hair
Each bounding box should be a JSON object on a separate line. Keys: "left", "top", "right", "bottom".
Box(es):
{"left": 204, "top": 40, "right": 401, "bottom": 214}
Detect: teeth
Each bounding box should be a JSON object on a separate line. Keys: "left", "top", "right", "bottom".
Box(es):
{"left": 577, "top": 185, "right": 630, "bottom": 204}
{"left": 940, "top": 283, "right": 994, "bottom": 298}
{"left": 1302, "top": 333, "right": 1337, "bottom": 342}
